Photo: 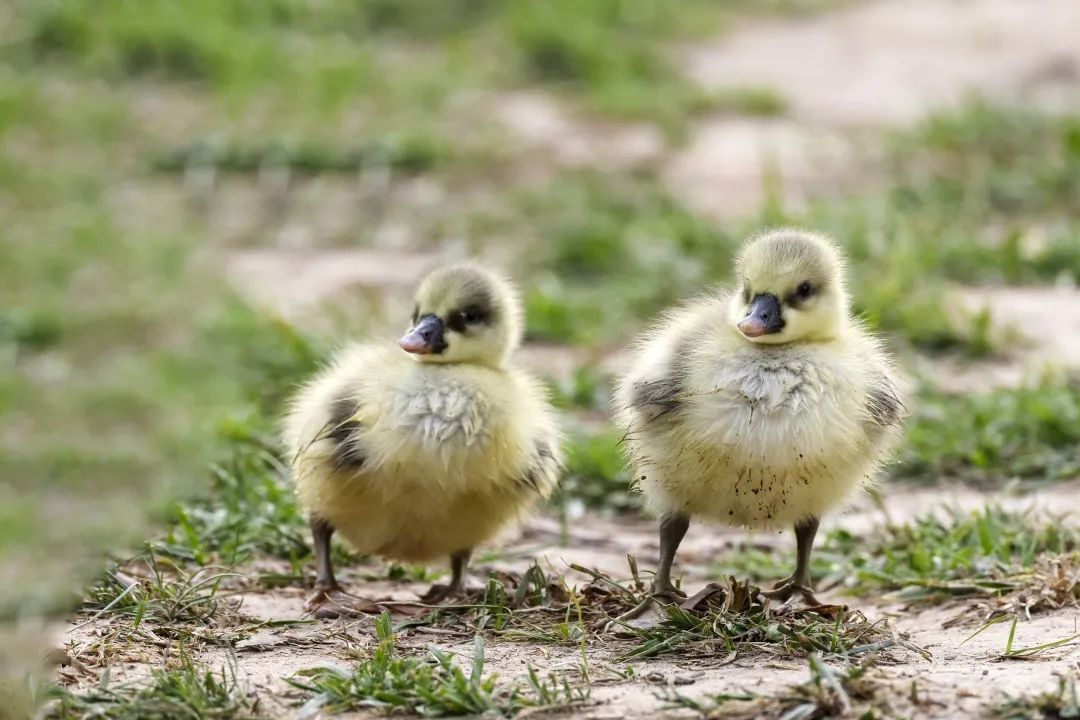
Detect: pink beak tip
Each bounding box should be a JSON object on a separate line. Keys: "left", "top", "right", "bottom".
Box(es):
{"left": 399, "top": 332, "right": 429, "bottom": 354}
{"left": 738, "top": 319, "right": 766, "bottom": 338}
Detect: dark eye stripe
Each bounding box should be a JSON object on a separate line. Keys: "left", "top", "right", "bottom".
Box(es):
{"left": 786, "top": 281, "right": 819, "bottom": 306}
{"left": 445, "top": 304, "right": 492, "bottom": 333}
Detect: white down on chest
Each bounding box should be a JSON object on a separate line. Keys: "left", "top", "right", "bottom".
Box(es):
{"left": 640, "top": 348, "right": 874, "bottom": 528}
{"left": 383, "top": 374, "right": 494, "bottom": 455}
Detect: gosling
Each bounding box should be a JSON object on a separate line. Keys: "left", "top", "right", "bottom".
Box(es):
{"left": 283, "top": 264, "right": 562, "bottom": 612}
{"left": 614, "top": 229, "right": 904, "bottom": 606}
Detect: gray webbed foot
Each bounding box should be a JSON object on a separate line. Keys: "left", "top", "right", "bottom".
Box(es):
{"left": 759, "top": 578, "right": 822, "bottom": 606}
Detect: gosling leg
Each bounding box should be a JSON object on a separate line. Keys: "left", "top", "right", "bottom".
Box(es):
{"left": 304, "top": 516, "right": 341, "bottom": 612}
{"left": 760, "top": 516, "right": 822, "bottom": 605}
{"left": 615, "top": 513, "right": 690, "bottom": 622}
{"left": 422, "top": 549, "right": 472, "bottom": 604}
{"left": 654, "top": 513, "right": 690, "bottom": 599}
{"left": 447, "top": 548, "right": 471, "bottom": 595}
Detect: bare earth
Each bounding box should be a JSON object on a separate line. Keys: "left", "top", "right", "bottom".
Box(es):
{"left": 57, "top": 482, "right": 1080, "bottom": 718}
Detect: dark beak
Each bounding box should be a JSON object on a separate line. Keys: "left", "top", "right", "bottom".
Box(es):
{"left": 399, "top": 314, "right": 447, "bottom": 355}
{"left": 738, "top": 293, "right": 785, "bottom": 338}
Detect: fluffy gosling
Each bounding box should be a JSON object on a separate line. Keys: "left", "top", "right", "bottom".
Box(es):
{"left": 283, "top": 264, "right": 562, "bottom": 612}
{"left": 614, "top": 229, "right": 904, "bottom": 606}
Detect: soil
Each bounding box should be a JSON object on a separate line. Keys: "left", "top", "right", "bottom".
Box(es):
{"left": 56, "top": 483, "right": 1080, "bottom": 718}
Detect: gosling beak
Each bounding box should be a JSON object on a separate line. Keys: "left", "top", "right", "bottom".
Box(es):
{"left": 399, "top": 314, "right": 447, "bottom": 355}
{"left": 738, "top": 293, "right": 785, "bottom": 338}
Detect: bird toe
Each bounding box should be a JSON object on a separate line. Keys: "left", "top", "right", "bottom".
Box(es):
{"left": 759, "top": 580, "right": 820, "bottom": 607}
{"left": 305, "top": 587, "right": 376, "bottom": 618}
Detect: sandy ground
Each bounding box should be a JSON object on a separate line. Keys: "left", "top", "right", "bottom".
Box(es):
{"left": 56, "top": 483, "right": 1080, "bottom": 718}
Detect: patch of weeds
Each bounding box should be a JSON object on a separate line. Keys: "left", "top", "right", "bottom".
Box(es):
{"left": 548, "top": 365, "right": 612, "bottom": 411}
{"left": 619, "top": 578, "right": 915, "bottom": 662}
{"left": 503, "top": 0, "right": 721, "bottom": 133}
{"left": 889, "top": 103, "right": 1080, "bottom": 285}
{"left": 406, "top": 558, "right": 654, "bottom": 649}
{"left": 836, "top": 506, "right": 1079, "bottom": 605}
{"left": 710, "top": 537, "right": 843, "bottom": 586}
{"left": 410, "top": 560, "right": 633, "bottom": 642}
{"left": 557, "top": 431, "right": 639, "bottom": 513}
{"left": 13, "top": 0, "right": 826, "bottom": 134}
{"left": 387, "top": 564, "right": 443, "bottom": 583}
{"left": 152, "top": 134, "right": 449, "bottom": 176}
{"left": 519, "top": 171, "right": 736, "bottom": 344}
{"left": 83, "top": 549, "right": 243, "bottom": 629}
{"left": 993, "top": 615, "right": 1080, "bottom": 660}
{"left": 990, "top": 673, "right": 1080, "bottom": 720}
{"left": 200, "top": 306, "right": 328, "bottom": 416}
{"left": 156, "top": 423, "right": 310, "bottom": 565}
{"left": 960, "top": 553, "right": 1080, "bottom": 626}
{"left": 829, "top": 101, "right": 1080, "bottom": 292}
{"left": 512, "top": 167, "right": 999, "bottom": 356}
{"left": 665, "top": 655, "right": 913, "bottom": 719}
{"left": 711, "top": 86, "right": 789, "bottom": 117}
{"left": 291, "top": 612, "right": 589, "bottom": 717}
{"left": 0, "top": 307, "right": 63, "bottom": 353}
{"left": 777, "top": 102, "right": 1080, "bottom": 353}
{"left": 524, "top": 282, "right": 609, "bottom": 344}
{"left": 46, "top": 652, "right": 257, "bottom": 720}
{"left": 714, "top": 507, "right": 1080, "bottom": 616}
{"left": 899, "top": 380, "right": 1080, "bottom": 485}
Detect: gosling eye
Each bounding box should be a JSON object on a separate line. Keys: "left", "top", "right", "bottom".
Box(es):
{"left": 796, "top": 281, "right": 814, "bottom": 299}
{"left": 449, "top": 305, "right": 490, "bottom": 332}
{"left": 410, "top": 305, "right": 419, "bottom": 325}
{"left": 742, "top": 283, "right": 751, "bottom": 304}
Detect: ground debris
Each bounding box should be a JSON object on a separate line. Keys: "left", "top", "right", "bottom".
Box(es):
{"left": 988, "top": 672, "right": 1080, "bottom": 720}
{"left": 944, "top": 552, "right": 1080, "bottom": 627}
{"left": 663, "top": 655, "right": 944, "bottom": 720}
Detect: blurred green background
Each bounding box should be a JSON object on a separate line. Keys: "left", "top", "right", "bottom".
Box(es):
{"left": 3, "top": 0, "right": 1080, "bottom": 716}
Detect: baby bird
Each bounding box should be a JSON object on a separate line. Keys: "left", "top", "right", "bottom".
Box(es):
{"left": 614, "top": 229, "right": 904, "bottom": 606}
{"left": 283, "top": 264, "right": 562, "bottom": 612}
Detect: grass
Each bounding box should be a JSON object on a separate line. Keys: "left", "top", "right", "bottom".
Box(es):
{"left": 151, "top": 134, "right": 451, "bottom": 176}
{"left": 516, "top": 171, "right": 736, "bottom": 344}
{"left": 547, "top": 364, "right": 612, "bottom": 412}
{"left": 837, "top": 506, "right": 1078, "bottom": 601}
{"left": 664, "top": 655, "right": 907, "bottom": 719}
{"left": 994, "top": 615, "right": 1080, "bottom": 659}
{"left": 899, "top": 380, "right": 1080, "bottom": 485}
{"left": 510, "top": 167, "right": 982, "bottom": 353}
{"left": 887, "top": 102, "right": 1080, "bottom": 284}
{"left": 558, "top": 431, "right": 639, "bottom": 513}
{"left": 0, "top": 74, "right": 259, "bottom": 621}
{"left": 46, "top": 653, "right": 256, "bottom": 720}
{"left": 510, "top": 102, "right": 1080, "bottom": 355}
{"left": 398, "top": 559, "right": 666, "bottom": 655}
{"left": 618, "top": 578, "right": 912, "bottom": 662}
{"left": 157, "top": 425, "right": 309, "bottom": 565}
{"left": 291, "top": 612, "right": 589, "bottom": 717}
{"left": 10, "top": 0, "right": 813, "bottom": 136}
{"left": 413, "top": 559, "right": 917, "bottom": 664}
{"left": 712, "top": 86, "right": 790, "bottom": 117}
{"left": 83, "top": 550, "right": 242, "bottom": 629}
{"left": 712, "top": 506, "right": 1080, "bottom": 611}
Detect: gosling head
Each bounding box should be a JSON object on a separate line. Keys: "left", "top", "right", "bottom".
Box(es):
{"left": 728, "top": 229, "right": 850, "bottom": 345}
{"left": 399, "top": 263, "right": 522, "bottom": 366}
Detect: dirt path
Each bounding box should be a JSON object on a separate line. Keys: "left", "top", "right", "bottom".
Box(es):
{"left": 58, "top": 483, "right": 1080, "bottom": 718}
